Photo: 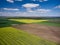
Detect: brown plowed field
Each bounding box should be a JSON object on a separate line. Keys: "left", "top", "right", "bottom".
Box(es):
{"left": 12, "top": 24, "right": 60, "bottom": 43}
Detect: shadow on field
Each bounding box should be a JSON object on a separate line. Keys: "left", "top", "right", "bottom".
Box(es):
{"left": 0, "top": 18, "right": 26, "bottom": 28}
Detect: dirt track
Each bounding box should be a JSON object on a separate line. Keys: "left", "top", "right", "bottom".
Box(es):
{"left": 12, "top": 24, "right": 60, "bottom": 43}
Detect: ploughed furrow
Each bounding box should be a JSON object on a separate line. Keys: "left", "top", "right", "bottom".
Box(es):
{"left": 0, "top": 37, "right": 7, "bottom": 45}
{"left": 0, "top": 32, "right": 11, "bottom": 45}
{"left": 6, "top": 33, "right": 30, "bottom": 45}
{"left": 0, "top": 33, "right": 19, "bottom": 45}
{"left": 0, "top": 31, "right": 30, "bottom": 45}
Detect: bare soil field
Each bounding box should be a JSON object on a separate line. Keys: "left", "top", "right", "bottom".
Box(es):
{"left": 12, "top": 24, "right": 60, "bottom": 43}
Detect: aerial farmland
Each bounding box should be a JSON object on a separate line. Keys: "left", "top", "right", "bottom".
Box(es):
{"left": 0, "top": 0, "right": 60, "bottom": 45}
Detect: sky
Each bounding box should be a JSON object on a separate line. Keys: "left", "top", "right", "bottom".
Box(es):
{"left": 0, "top": 0, "right": 60, "bottom": 17}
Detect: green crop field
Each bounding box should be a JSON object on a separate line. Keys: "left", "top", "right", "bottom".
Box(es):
{"left": 0, "top": 18, "right": 60, "bottom": 45}
{"left": 10, "top": 19, "right": 48, "bottom": 23}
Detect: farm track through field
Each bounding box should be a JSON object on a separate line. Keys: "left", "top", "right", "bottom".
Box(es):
{"left": 12, "top": 24, "right": 60, "bottom": 43}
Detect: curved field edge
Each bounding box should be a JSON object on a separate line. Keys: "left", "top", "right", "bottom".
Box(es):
{"left": 0, "top": 27, "right": 57, "bottom": 45}
{"left": 10, "top": 19, "right": 60, "bottom": 27}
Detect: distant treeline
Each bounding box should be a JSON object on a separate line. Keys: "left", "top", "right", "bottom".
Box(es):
{"left": 0, "top": 16, "right": 60, "bottom": 19}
